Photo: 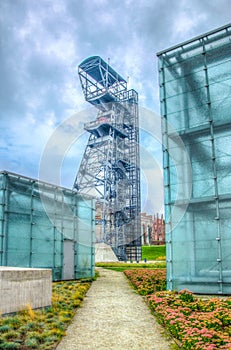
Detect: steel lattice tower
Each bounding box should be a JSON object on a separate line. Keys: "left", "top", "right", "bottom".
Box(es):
{"left": 73, "top": 56, "right": 141, "bottom": 261}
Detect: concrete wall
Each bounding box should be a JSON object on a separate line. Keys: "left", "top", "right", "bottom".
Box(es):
{"left": 0, "top": 267, "right": 52, "bottom": 315}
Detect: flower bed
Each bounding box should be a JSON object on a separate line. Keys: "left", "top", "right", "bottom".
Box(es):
{"left": 124, "top": 269, "right": 231, "bottom": 349}
{"left": 124, "top": 268, "right": 166, "bottom": 294}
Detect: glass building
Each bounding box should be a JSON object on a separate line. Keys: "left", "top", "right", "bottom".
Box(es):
{"left": 157, "top": 23, "right": 231, "bottom": 294}
{"left": 0, "top": 171, "right": 95, "bottom": 281}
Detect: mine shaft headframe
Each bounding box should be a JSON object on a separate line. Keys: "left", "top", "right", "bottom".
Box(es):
{"left": 78, "top": 56, "right": 128, "bottom": 111}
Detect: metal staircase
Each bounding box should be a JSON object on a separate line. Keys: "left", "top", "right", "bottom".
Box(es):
{"left": 73, "top": 56, "right": 141, "bottom": 261}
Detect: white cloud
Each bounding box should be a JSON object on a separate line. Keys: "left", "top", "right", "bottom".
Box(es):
{"left": 1, "top": 0, "right": 230, "bottom": 212}
{"left": 173, "top": 7, "right": 207, "bottom": 39}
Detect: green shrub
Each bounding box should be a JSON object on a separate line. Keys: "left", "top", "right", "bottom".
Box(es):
{"left": 0, "top": 280, "right": 91, "bottom": 349}
{"left": 0, "top": 341, "right": 21, "bottom": 349}
{"left": 0, "top": 325, "right": 13, "bottom": 333}
{"left": 24, "top": 337, "right": 38, "bottom": 348}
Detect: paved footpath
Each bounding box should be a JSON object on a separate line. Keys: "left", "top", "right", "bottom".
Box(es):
{"left": 56, "top": 268, "right": 176, "bottom": 350}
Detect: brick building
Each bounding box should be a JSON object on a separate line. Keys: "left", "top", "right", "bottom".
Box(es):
{"left": 141, "top": 212, "right": 165, "bottom": 245}
{"left": 152, "top": 213, "right": 165, "bottom": 245}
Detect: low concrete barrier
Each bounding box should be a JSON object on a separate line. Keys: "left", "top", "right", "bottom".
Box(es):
{"left": 0, "top": 267, "right": 52, "bottom": 315}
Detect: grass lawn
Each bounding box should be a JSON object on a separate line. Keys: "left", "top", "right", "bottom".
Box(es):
{"left": 142, "top": 245, "right": 166, "bottom": 261}
{"left": 95, "top": 261, "right": 166, "bottom": 271}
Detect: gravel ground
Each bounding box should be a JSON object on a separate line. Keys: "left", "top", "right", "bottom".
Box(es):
{"left": 56, "top": 268, "right": 176, "bottom": 350}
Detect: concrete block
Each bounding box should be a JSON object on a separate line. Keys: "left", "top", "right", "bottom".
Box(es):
{"left": 95, "top": 243, "right": 118, "bottom": 262}
{"left": 0, "top": 267, "right": 52, "bottom": 315}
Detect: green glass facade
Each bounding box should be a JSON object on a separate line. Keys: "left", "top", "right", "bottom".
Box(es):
{"left": 158, "top": 24, "right": 231, "bottom": 294}
{"left": 0, "top": 171, "right": 95, "bottom": 281}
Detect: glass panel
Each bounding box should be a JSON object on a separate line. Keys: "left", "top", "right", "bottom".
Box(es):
{"left": 0, "top": 172, "right": 95, "bottom": 280}
{"left": 208, "top": 59, "right": 231, "bottom": 83}
{"left": 211, "top": 95, "right": 231, "bottom": 122}
{"left": 159, "top": 25, "right": 231, "bottom": 294}
{"left": 220, "top": 202, "right": 231, "bottom": 269}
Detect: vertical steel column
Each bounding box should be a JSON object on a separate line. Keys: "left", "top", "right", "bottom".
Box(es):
{"left": 29, "top": 180, "right": 35, "bottom": 267}
{"left": 60, "top": 187, "right": 65, "bottom": 279}
{"left": 159, "top": 55, "right": 173, "bottom": 291}
{"left": 53, "top": 186, "right": 59, "bottom": 277}
{"left": 1, "top": 173, "right": 8, "bottom": 265}
{"left": 75, "top": 194, "right": 79, "bottom": 277}
{"left": 2, "top": 174, "right": 9, "bottom": 266}
{"left": 91, "top": 198, "right": 95, "bottom": 276}
{"left": 0, "top": 175, "right": 4, "bottom": 265}
{"left": 202, "top": 38, "right": 223, "bottom": 294}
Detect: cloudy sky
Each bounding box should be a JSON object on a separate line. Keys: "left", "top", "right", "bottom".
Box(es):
{"left": 0, "top": 0, "right": 230, "bottom": 213}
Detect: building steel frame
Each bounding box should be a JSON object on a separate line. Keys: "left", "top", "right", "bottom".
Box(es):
{"left": 158, "top": 23, "right": 231, "bottom": 294}
{"left": 73, "top": 56, "right": 141, "bottom": 261}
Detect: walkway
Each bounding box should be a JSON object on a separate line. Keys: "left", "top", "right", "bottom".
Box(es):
{"left": 56, "top": 268, "right": 176, "bottom": 350}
